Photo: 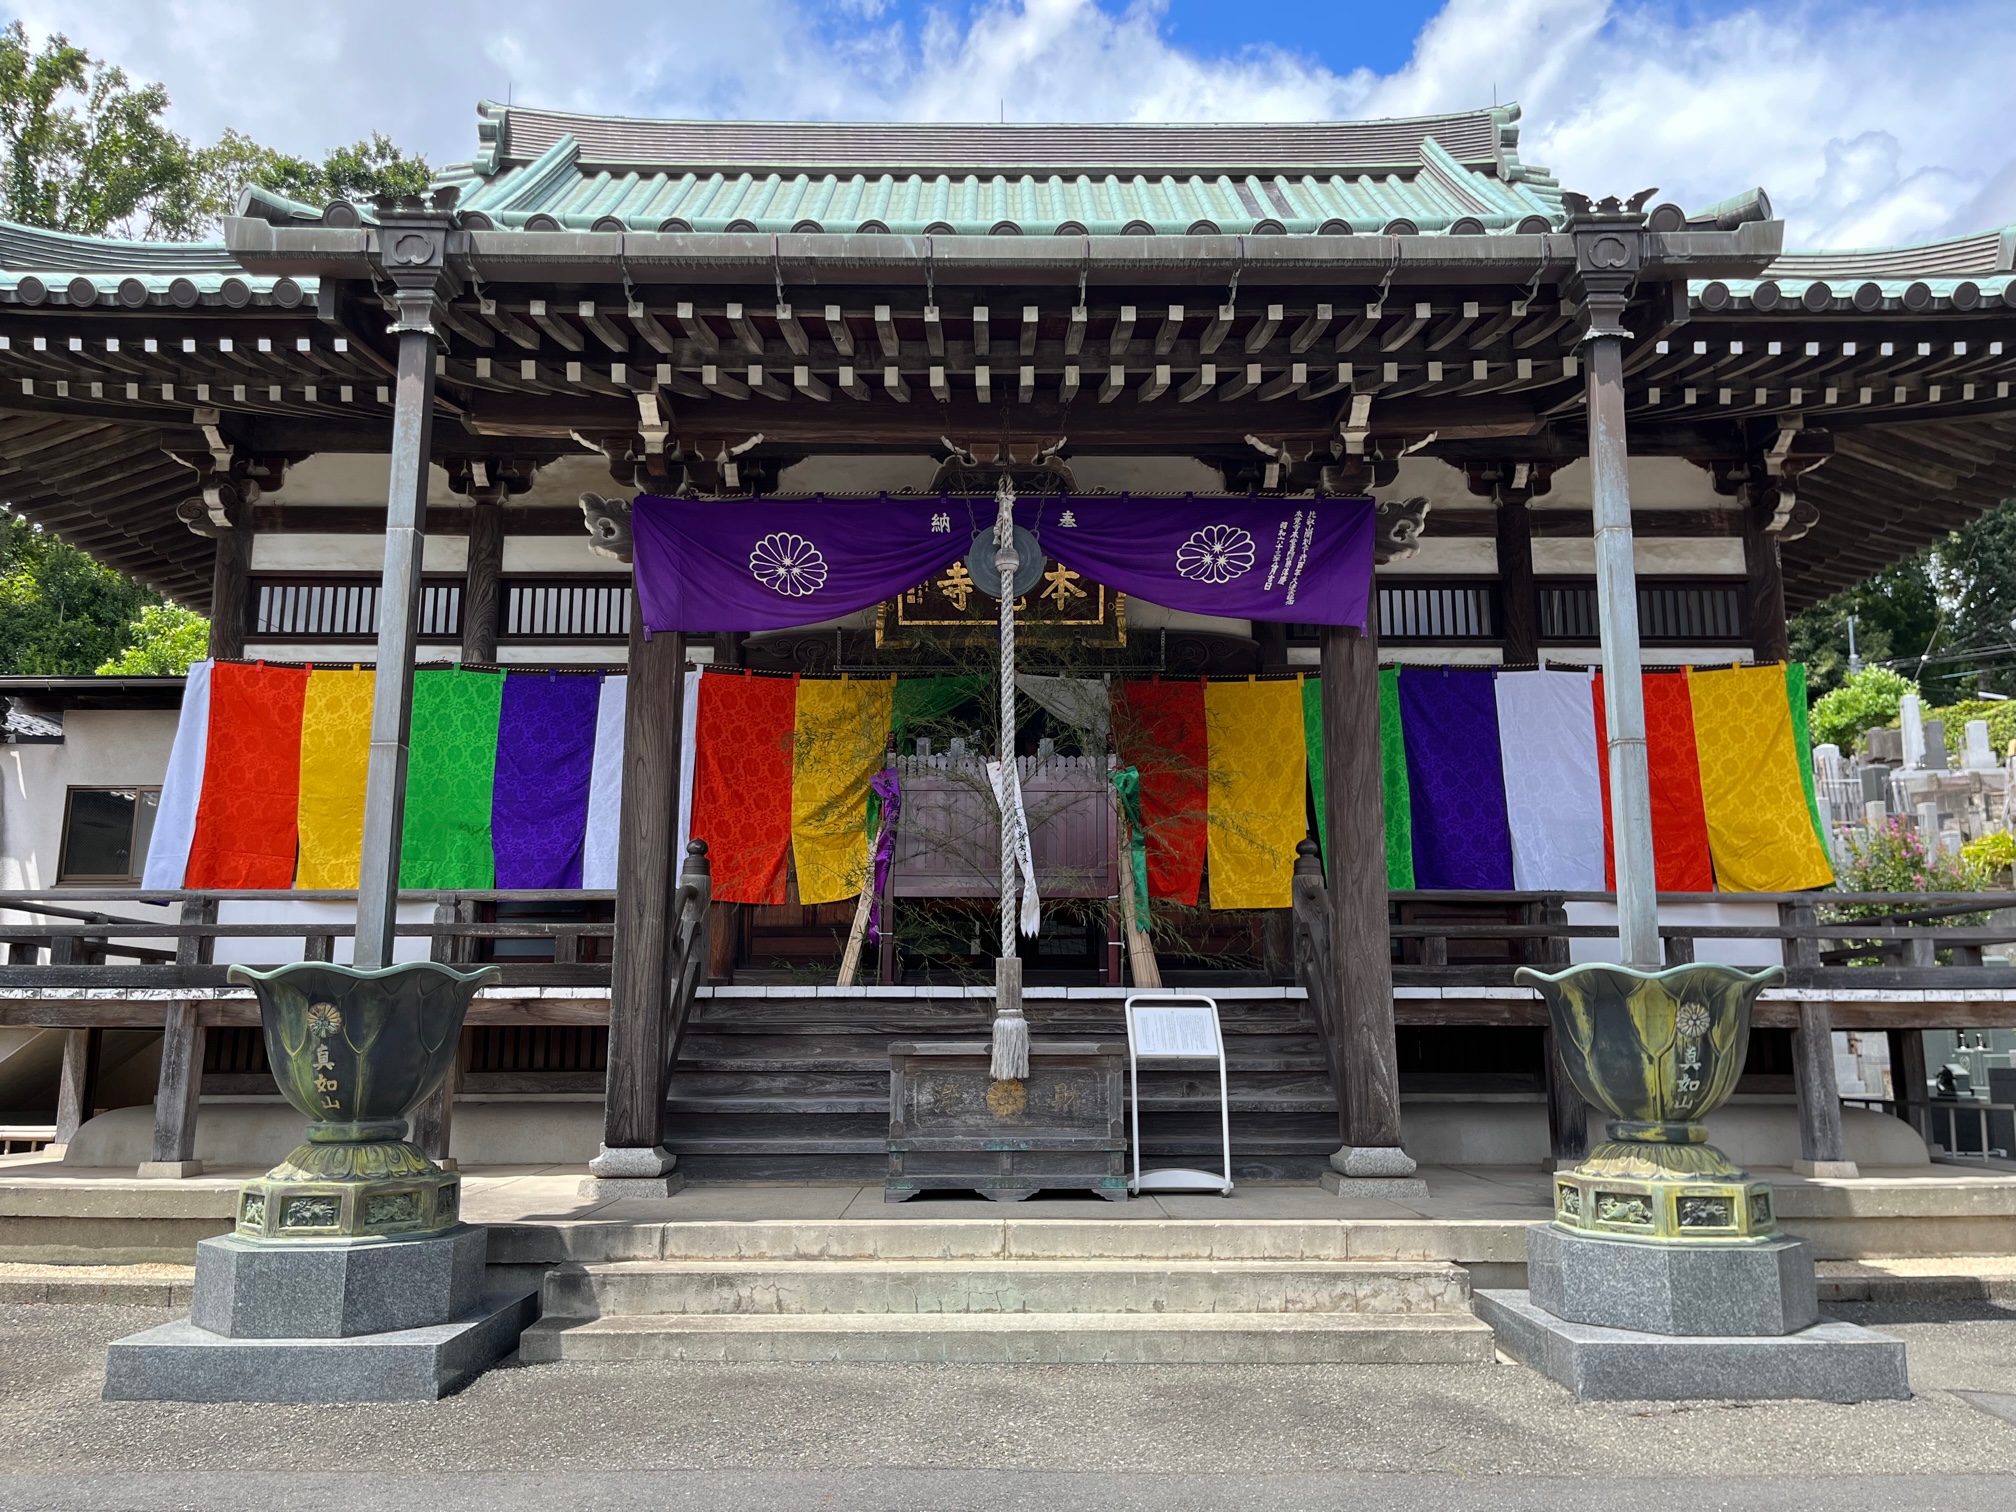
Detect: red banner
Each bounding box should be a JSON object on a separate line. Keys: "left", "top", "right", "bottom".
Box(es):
{"left": 689, "top": 671, "right": 798, "bottom": 906}
{"left": 1593, "top": 671, "right": 1716, "bottom": 893}
{"left": 185, "top": 662, "right": 310, "bottom": 889}
{"left": 1110, "top": 680, "right": 1208, "bottom": 905}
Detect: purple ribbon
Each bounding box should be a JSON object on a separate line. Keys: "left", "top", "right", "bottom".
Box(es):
{"left": 868, "top": 768, "right": 902, "bottom": 943}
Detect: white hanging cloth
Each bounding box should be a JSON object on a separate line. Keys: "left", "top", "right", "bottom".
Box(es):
{"left": 1015, "top": 673, "right": 1111, "bottom": 742}
{"left": 987, "top": 757, "right": 1042, "bottom": 938}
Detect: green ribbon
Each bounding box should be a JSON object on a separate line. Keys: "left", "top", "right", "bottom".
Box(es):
{"left": 1111, "top": 765, "right": 1150, "bottom": 921}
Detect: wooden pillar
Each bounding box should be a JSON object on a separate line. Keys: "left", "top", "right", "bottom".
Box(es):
{"left": 1544, "top": 1027, "right": 1590, "bottom": 1165}
{"left": 1317, "top": 622, "right": 1411, "bottom": 1175}
{"left": 411, "top": 896, "right": 474, "bottom": 1165}
{"left": 591, "top": 598, "right": 686, "bottom": 1188}
{"left": 1743, "top": 489, "right": 1791, "bottom": 664}
{"left": 206, "top": 525, "right": 252, "bottom": 661}
{"left": 461, "top": 499, "right": 504, "bottom": 663}
{"left": 141, "top": 896, "right": 214, "bottom": 1177}
{"left": 1781, "top": 901, "right": 1854, "bottom": 1175}
{"left": 1495, "top": 491, "right": 1537, "bottom": 666}
{"left": 1887, "top": 1028, "right": 1930, "bottom": 1146}
{"left": 1253, "top": 621, "right": 1289, "bottom": 674}
{"left": 706, "top": 631, "right": 744, "bottom": 984}
{"left": 51, "top": 1029, "right": 101, "bottom": 1147}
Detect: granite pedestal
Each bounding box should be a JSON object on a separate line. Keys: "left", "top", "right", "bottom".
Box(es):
{"left": 191, "top": 1225, "right": 487, "bottom": 1338}
{"left": 103, "top": 1222, "right": 536, "bottom": 1401}
{"left": 1527, "top": 1223, "right": 1818, "bottom": 1336}
{"left": 1475, "top": 1289, "right": 1910, "bottom": 1402}
{"left": 104, "top": 1292, "right": 538, "bottom": 1402}
{"left": 1477, "top": 1222, "right": 1910, "bottom": 1402}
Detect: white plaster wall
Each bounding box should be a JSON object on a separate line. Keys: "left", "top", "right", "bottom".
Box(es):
{"left": 1376, "top": 537, "right": 1496, "bottom": 575}
{"left": 0, "top": 709, "right": 178, "bottom": 899}
{"left": 1541, "top": 646, "right": 1753, "bottom": 668}
{"left": 1565, "top": 900, "right": 1783, "bottom": 968}
{"left": 1532, "top": 537, "right": 1747, "bottom": 576}
{"left": 1387, "top": 455, "right": 1727, "bottom": 512}
{"left": 252, "top": 533, "right": 468, "bottom": 571}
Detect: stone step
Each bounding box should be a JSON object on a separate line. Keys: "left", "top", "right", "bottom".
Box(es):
{"left": 543, "top": 1258, "right": 1471, "bottom": 1319}
{"left": 516, "top": 1309, "right": 1495, "bottom": 1364}
{"left": 488, "top": 1218, "right": 1517, "bottom": 1269}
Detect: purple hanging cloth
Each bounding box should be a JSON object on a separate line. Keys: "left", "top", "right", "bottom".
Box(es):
{"left": 491, "top": 672, "right": 603, "bottom": 890}
{"left": 631, "top": 494, "right": 972, "bottom": 632}
{"left": 1028, "top": 494, "right": 1375, "bottom": 627}
{"left": 1396, "top": 667, "right": 1514, "bottom": 890}
{"left": 867, "top": 768, "right": 902, "bottom": 944}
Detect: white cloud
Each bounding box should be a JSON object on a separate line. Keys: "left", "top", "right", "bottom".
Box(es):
{"left": 11, "top": 0, "right": 2012, "bottom": 248}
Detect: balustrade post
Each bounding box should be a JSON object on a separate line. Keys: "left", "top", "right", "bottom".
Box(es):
{"left": 1783, "top": 900, "right": 1855, "bottom": 1176}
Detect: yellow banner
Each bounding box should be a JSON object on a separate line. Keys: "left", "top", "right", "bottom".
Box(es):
{"left": 1204, "top": 679, "right": 1308, "bottom": 910}
{"left": 791, "top": 677, "right": 895, "bottom": 904}
{"left": 295, "top": 667, "right": 375, "bottom": 889}
{"left": 1687, "top": 665, "right": 1834, "bottom": 892}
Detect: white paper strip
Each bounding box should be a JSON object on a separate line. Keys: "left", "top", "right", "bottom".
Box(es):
{"left": 1495, "top": 668, "right": 1606, "bottom": 890}
{"left": 986, "top": 757, "right": 1042, "bottom": 937}
{"left": 580, "top": 673, "right": 627, "bottom": 889}
{"left": 141, "top": 659, "right": 212, "bottom": 888}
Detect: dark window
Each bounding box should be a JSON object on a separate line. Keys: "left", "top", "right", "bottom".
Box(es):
{"left": 58, "top": 786, "right": 159, "bottom": 883}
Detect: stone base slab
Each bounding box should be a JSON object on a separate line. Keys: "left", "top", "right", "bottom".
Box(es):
{"left": 135, "top": 1160, "right": 203, "bottom": 1179}
{"left": 1474, "top": 1288, "right": 1910, "bottom": 1402}
{"left": 190, "top": 1225, "right": 487, "bottom": 1339}
{"left": 577, "top": 1174, "right": 686, "bottom": 1200}
{"left": 1319, "top": 1172, "right": 1430, "bottom": 1201}
{"left": 103, "top": 1290, "right": 539, "bottom": 1402}
{"left": 1527, "top": 1223, "right": 1819, "bottom": 1337}
{"left": 1794, "top": 1159, "right": 1860, "bottom": 1178}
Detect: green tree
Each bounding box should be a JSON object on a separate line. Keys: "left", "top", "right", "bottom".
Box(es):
{"left": 96, "top": 602, "right": 209, "bottom": 675}
{"left": 0, "top": 21, "right": 200, "bottom": 238}
{"left": 0, "top": 516, "right": 157, "bottom": 674}
{"left": 1923, "top": 499, "right": 2016, "bottom": 700}
{"left": 1809, "top": 665, "right": 1919, "bottom": 752}
{"left": 1788, "top": 553, "right": 1941, "bottom": 700}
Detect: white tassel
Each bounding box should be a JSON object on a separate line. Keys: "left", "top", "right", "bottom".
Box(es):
{"left": 990, "top": 1005, "right": 1030, "bottom": 1082}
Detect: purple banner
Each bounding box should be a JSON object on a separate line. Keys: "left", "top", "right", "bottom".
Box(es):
{"left": 1029, "top": 495, "right": 1374, "bottom": 627}
{"left": 631, "top": 493, "right": 1376, "bottom": 633}
{"left": 1396, "top": 667, "right": 1514, "bottom": 890}
{"left": 491, "top": 672, "right": 602, "bottom": 890}
{"left": 632, "top": 494, "right": 976, "bottom": 632}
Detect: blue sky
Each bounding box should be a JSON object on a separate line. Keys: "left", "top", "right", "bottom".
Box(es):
{"left": 15, "top": 0, "right": 2016, "bottom": 248}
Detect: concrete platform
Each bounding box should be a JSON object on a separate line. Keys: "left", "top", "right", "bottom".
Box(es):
{"left": 102, "top": 1289, "right": 539, "bottom": 1402}
{"left": 5, "top": 1156, "right": 2015, "bottom": 1279}
{"left": 1474, "top": 1288, "right": 1912, "bottom": 1402}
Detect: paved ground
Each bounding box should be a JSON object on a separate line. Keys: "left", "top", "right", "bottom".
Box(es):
{"left": 1, "top": 1297, "right": 2012, "bottom": 1510}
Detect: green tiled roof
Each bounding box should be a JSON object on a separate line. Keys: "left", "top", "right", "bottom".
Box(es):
{"left": 1689, "top": 228, "right": 2016, "bottom": 314}
{"left": 0, "top": 222, "right": 315, "bottom": 308}
{"left": 427, "top": 102, "right": 1566, "bottom": 237}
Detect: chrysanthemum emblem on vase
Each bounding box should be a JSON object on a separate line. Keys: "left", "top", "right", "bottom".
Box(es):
{"left": 1514, "top": 960, "right": 1785, "bottom": 1243}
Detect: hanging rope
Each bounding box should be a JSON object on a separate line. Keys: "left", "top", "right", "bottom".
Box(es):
{"left": 990, "top": 474, "right": 1030, "bottom": 1082}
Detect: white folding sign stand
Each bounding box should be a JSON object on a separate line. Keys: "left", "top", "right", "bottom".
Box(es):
{"left": 1124, "top": 992, "right": 1234, "bottom": 1197}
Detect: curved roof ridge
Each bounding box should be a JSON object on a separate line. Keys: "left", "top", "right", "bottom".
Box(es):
{"left": 1767, "top": 228, "right": 2013, "bottom": 280}
{"left": 0, "top": 220, "right": 236, "bottom": 273}
{"left": 472, "top": 99, "right": 1526, "bottom": 176}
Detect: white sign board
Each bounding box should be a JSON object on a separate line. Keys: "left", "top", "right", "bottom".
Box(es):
{"left": 1130, "top": 1003, "right": 1221, "bottom": 1058}
{"left": 1124, "top": 994, "right": 1233, "bottom": 1196}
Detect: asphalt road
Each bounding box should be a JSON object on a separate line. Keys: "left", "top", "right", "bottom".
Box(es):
{"left": 1, "top": 1299, "right": 2012, "bottom": 1510}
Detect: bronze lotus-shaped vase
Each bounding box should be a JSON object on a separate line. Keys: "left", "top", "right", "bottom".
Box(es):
{"left": 1514, "top": 960, "right": 1784, "bottom": 1244}
{"left": 226, "top": 959, "right": 498, "bottom": 1242}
